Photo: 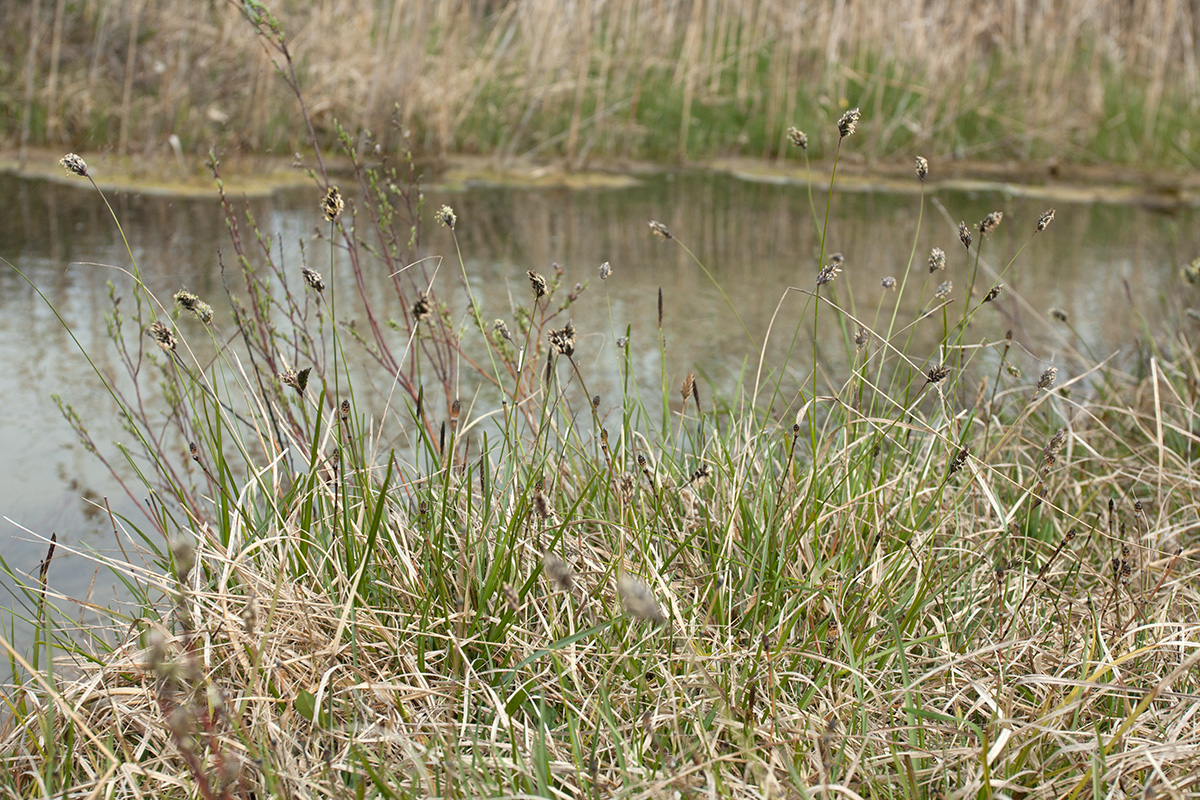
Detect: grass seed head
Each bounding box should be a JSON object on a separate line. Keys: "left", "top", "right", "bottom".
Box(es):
{"left": 949, "top": 446, "right": 970, "bottom": 476}
{"left": 173, "top": 290, "right": 214, "bottom": 323}
{"left": 149, "top": 321, "right": 177, "bottom": 352}
{"left": 915, "top": 156, "right": 929, "bottom": 181}
{"left": 302, "top": 267, "right": 325, "bottom": 293}
{"left": 1037, "top": 208, "right": 1056, "bottom": 232}
{"left": 649, "top": 220, "right": 673, "bottom": 239}
{"left": 412, "top": 294, "right": 431, "bottom": 322}
{"left": 279, "top": 367, "right": 310, "bottom": 394}
{"left": 816, "top": 262, "right": 842, "bottom": 286}
{"left": 1049, "top": 307, "right": 1069, "bottom": 322}
{"left": 435, "top": 204, "right": 457, "bottom": 230}
{"left": 542, "top": 554, "right": 574, "bottom": 591}
{"left": 935, "top": 280, "right": 953, "bottom": 300}
{"left": 527, "top": 270, "right": 547, "bottom": 299}
{"left": 618, "top": 575, "right": 666, "bottom": 623}
{"left": 549, "top": 321, "right": 576, "bottom": 357}
{"left": 881, "top": 276, "right": 897, "bottom": 290}
{"left": 958, "top": 221, "right": 972, "bottom": 250}
{"left": 59, "top": 153, "right": 88, "bottom": 178}
{"left": 493, "top": 319, "right": 512, "bottom": 341}
{"left": 787, "top": 126, "right": 808, "bottom": 149}
{"left": 681, "top": 372, "right": 695, "bottom": 401}
{"left": 979, "top": 211, "right": 1003, "bottom": 236}
{"left": 837, "top": 107, "right": 861, "bottom": 138}
{"left": 984, "top": 284, "right": 1004, "bottom": 302}
{"left": 926, "top": 364, "right": 950, "bottom": 384}
{"left": 599, "top": 261, "right": 612, "bottom": 280}
{"left": 929, "top": 247, "right": 946, "bottom": 273}
{"left": 1037, "top": 366, "right": 1059, "bottom": 391}
{"left": 321, "top": 185, "right": 344, "bottom": 222}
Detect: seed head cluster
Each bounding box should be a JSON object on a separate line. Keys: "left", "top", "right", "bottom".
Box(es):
{"left": 173, "top": 290, "right": 214, "bottom": 324}
{"left": 1037, "top": 208, "right": 1056, "bottom": 232}
{"left": 787, "top": 126, "right": 808, "bottom": 150}
{"left": 958, "top": 221, "right": 972, "bottom": 250}
{"left": 412, "top": 294, "right": 431, "bottom": 322}
{"left": 816, "top": 262, "right": 842, "bottom": 286}
{"left": 837, "top": 107, "right": 861, "bottom": 138}
{"left": 929, "top": 247, "right": 946, "bottom": 273}
{"left": 60, "top": 153, "right": 89, "bottom": 178}
{"left": 979, "top": 211, "right": 1003, "bottom": 237}
{"left": 321, "top": 186, "right": 344, "bottom": 222}
{"left": 149, "top": 321, "right": 177, "bottom": 352}
{"left": 549, "top": 321, "right": 576, "bottom": 357}
{"left": 302, "top": 267, "right": 325, "bottom": 293}
{"left": 528, "top": 270, "right": 547, "bottom": 299}
{"left": 435, "top": 204, "right": 457, "bottom": 230}
{"left": 915, "top": 156, "right": 929, "bottom": 181}
{"left": 649, "top": 220, "right": 672, "bottom": 239}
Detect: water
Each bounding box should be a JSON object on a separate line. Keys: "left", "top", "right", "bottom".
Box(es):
{"left": 2, "top": 168, "right": 1196, "bottom": 634}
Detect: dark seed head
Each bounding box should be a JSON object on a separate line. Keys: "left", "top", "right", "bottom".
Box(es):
{"left": 321, "top": 186, "right": 344, "bottom": 222}
{"left": 1036, "top": 208, "right": 1056, "bottom": 232}
{"left": 915, "top": 156, "right": 929, "bottom": 181}
{"left": 649, "top": 220, "right": 673, "bottom": 239}
{"left": 302, "top": 267, "right": 325, "bottom": 293}
{"left": 60, "top": 153, "right": 88, "bottom": 178}
{"left": 528, "top": 270, "right": 547, "bottom": 299}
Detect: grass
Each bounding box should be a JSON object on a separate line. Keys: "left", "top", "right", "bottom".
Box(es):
{"left": 3, "top": 0, "right": 1200, "bottom": 170}
{"left": 2, "top": 8, "right": 1200, "bottom": 799}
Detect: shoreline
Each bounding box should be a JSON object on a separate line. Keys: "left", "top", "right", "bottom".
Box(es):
{"left": 4, "top": 147, "right": 1198, "bottom": 207}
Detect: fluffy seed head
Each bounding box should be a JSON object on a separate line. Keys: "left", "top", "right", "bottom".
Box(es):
{"left": 935, "top": 280, "right": 953, "bottom": 300}
{"left": 321, "top": 186, "right": 344, "bottom": 222}
{"left": 618, "top": 575, "right": 666, "bottom": 623}
{"left": 542, "top": 554, "right": 574, "bottom": 591}
{"left": 915, "top": 156, "right": 929, "bottom": 181}
{"left": 929, "top": 247, "right": 946, "bottom": 273}
{"left": 435, "top": 204, "right": 456, "bottom": 230}
{"left": 958, "top": 221, "right": 972, "bottom": 250}
{"left": 1036, "top": 208, "right": 1056, "bottom": 232}
{"left": 649, "top": 220, "right": 673, "bottom": 239}
{"left": 837, "top": 107, "right": 861, "bottom": 138}
{"left": 787, "top": 127, "right": 808, "bottom": 149}
{"left": 60, "top": 153, "right": 89, "bottom": 177}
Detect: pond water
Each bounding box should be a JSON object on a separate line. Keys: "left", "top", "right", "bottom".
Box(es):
{"left": 2, "top": 167, "right": 1198, "bottom": 636}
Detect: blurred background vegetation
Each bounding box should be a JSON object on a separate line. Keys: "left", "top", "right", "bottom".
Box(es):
{"left": 3, "top": 0, "right": 1199, "bottom": 169}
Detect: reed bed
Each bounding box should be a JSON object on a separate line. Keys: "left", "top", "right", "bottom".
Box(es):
{"left": 5, "top": 0, "right": 1200, "bottom": 167}
{"left": 3, "top": 8, "right": 1200, "bottom": 799}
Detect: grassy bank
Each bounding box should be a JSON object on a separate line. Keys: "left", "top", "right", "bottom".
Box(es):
{"left": 3, "top": 0, "right": 1200, "bottom": 169}
{"left": 3, "top": 10, "right": 1200, "bottom": 800}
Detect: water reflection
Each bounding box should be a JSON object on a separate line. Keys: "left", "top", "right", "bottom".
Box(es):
{"left": 1, "top": 169, "right": 1196, "bottom": 619}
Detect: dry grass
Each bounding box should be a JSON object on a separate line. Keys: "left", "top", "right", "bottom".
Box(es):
{"left": 5, "top": 0, "right": 1200, "bottom": 166}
